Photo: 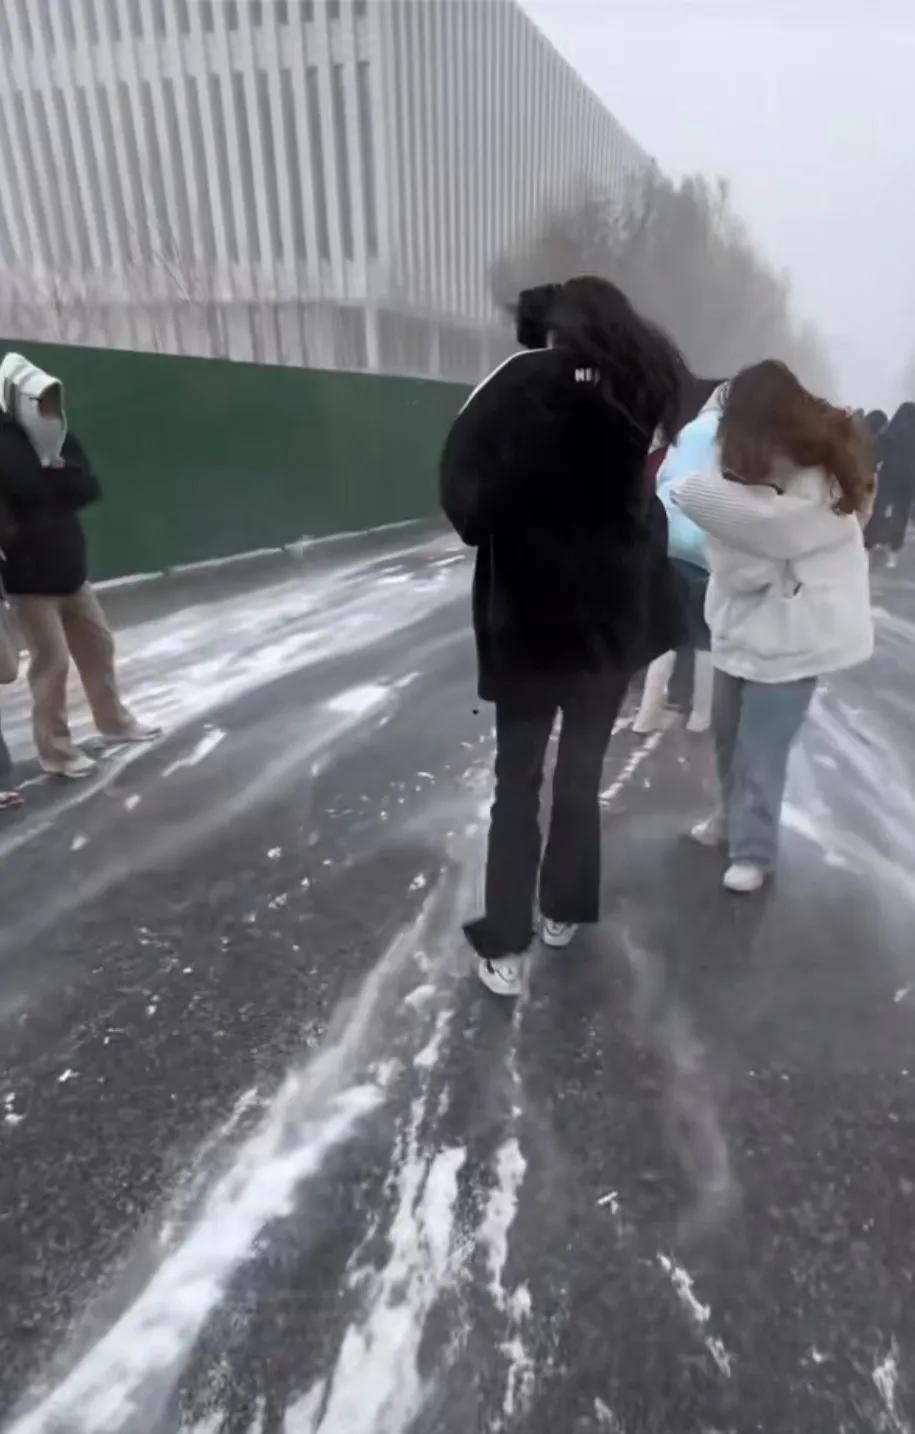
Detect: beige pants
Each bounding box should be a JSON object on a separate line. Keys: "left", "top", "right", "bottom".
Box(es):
{"left": 15, "top": 585, "right": 134, "bottom": 766}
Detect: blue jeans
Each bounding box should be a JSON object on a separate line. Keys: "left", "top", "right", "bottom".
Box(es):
{"left": 713, "top": 670, "right": 816, "bottom": 867}
{"left": 0, "top": 708, "right": 13, "bottom": 787}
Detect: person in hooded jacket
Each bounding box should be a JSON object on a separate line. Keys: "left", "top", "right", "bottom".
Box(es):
{"left": 0, "top": 352, "right": 159, "bottom": 779}
{"left": 672, "top": 360, "right": 874, "bottom": 893}
{"left": 635, "top": 377, "right": 727, "bottom": 732}
{"left": 441, "top": 276, "right": 684, "bottom": 996}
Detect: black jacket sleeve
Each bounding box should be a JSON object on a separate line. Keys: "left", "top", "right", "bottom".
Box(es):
{"left": 0, "top": 428, "right": 101, "bottom": 512}
{"left": 51, "top": 433, "right": 101, "bottom": 509}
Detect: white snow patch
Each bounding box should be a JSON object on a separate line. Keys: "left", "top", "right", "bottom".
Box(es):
{"left": 480, "top": 1138, "right": 527, "bottom": 1307}
{"left": 5, "top": 897, "right": 452, "bottom": 1434}
{"left": 873, "top": 1346, "right": 909, "bottom": 1434}
{"left": 316, "top": 1144, "right": 465, "bottom": 1433}
{"left": 594, "top": 1399, "right": 623, "bottom": 1430}
{"left": 162, "top": 728, "right": 226, "bottom": 778}
{"left": 403, "top": 984, "right": 436, "bottom": 1010}
{"left": 4, "top": 1093, "right": 23, "bottom": 1129}
{"left": 601, "top": 732, "right": 664, "bottom": 805}
{"left": 9, "top": 1081, "right": 383, "bottom": 1434}
{"left": 326, "top": 685, "right": 388, "bottom": 718}
{"left": 658, "top": 1254, "right": 733, "bottom": 1379}
{"left": 413, "top": 1009, "right": 450, "bottom": 1072}
{"left": 284, "top": 1380, "right": 326, "bottom": 1432}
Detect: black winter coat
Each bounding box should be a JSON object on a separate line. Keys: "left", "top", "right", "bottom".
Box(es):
{"left": 0, "top": 415, "right": 100, "bottom": 596}
{"left": 440, "top": 348, "right": 684, "bottom": 703}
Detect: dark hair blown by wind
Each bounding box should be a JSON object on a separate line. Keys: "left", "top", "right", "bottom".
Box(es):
{"left": 515, "top": 284, "right": 560, "bottom": 351}
{"left": 719, "top": 360, "right": 873, "bottom": 516}
{"left": 547, "top": 276, "right": 685, "bottom": 444}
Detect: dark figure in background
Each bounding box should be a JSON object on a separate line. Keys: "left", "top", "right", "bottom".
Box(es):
{"left": 866, "top": 402, "right": 915, "bottom": 564}
{"left": 441, "top": 276, "right": 685, "bottom": 997}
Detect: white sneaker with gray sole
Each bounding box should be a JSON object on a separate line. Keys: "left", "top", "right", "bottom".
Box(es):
{"left": 41, "top": 753, "right": 97, "bottom": 780}
{"left": 541, "top": 918, "right": 579, "bottom": 949}
{"left": 475, "top": 956, "right": 524, "bottom": 998}
{"left": 723, "top": 862, "right": 767, "bottom": 894}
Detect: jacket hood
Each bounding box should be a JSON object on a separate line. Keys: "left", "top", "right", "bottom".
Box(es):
{"left": 0, "top": 352, "right": 67, "bottom": 467}
{"left": 0, "top": 352, "right": 64, "bottom": 415}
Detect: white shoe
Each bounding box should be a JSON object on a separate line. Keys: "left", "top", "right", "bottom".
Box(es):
{"left": 685, "top": 711, "right": 711, "bottom": 733}
{"left": 690, "top": 812, "right": 726, "bottom": 848}
{"left": 886, "top": 552, "right": 899, "bottom": 569}
{"left": 41, "top": 752, "right": 97, "bottom": 780}
{"left": 541, "top": 918, "right": 579, "bottom": 949}
{"left": 723, "top": 862, "right": 767, "bottom": 894}
{"left": 475, "top": 956, "right": 524, "bottom": 998}
{"left": 633, "top": 704, "right": 666, "bottom": 734}
{"left": 101, "top": 723, "right": 162, "bottom": 745}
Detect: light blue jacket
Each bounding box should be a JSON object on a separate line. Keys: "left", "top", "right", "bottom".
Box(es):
{"left": 656, "top": 408, "right": 721, "bottom": 573}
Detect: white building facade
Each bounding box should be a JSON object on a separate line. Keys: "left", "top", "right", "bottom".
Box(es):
{"left": 0, "top": 0, "right": 648, "bottom": 380}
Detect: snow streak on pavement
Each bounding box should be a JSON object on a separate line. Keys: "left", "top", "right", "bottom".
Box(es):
{"left": 2, "top": 533, "right": 915, "bottom": 1434}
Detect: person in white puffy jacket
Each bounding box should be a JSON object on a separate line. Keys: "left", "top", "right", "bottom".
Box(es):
{"left": 671, "top": 360, "right": 875, "bottom": 893}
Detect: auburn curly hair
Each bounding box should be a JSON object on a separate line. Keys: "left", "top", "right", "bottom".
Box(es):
{"left": 718, "top": 360, "right": 874, "bottom": 516}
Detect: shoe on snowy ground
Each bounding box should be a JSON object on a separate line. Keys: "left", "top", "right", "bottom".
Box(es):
{"left": 40, "top": 752, "right": 97, "bottom": 780}
{"left": 723, "top": 862, "right": 767, "bottom": 894}
{"left": 689, "top": 812, "right": 726, "bottom": 848}
{"left": 475, "top": 956, "right": 524, "bottom": 998}
{"left": 541, "top": 918, "right": 579, "bottom": 949}
{"left": 101, "top": 723, "right": 163, "bottom": 745}
{"left": 685, "top": 710, "right": 711, "bottom": 734}
{"left": 632, "top": 705, "right": 666, "bottom": 734}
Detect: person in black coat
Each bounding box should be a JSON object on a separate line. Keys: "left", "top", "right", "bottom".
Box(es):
{"left": 0, "top": 352, "right": 159, "bottom": 778}
{"left": 867, "top": 402, "right": 915, "bottom": 562}
{"left": 441, "top": 276, "right": 684, "bottom": 996}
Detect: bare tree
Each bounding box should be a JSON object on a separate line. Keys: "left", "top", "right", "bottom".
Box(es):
{"left": 494, "top": 169, "right": 835, "bottom": 394}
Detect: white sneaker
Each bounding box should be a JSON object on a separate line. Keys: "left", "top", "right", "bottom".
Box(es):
{"left": 886, "top": 552, "right": 899, "bottom": 570}
{"left": 632, "top": 705, "right": 666, "bottom": 734}
{"left": 541, "top": 918, "right": 579, "bottom": 949}
{"left": 41, "top": 752, "right": 97, "bottom": 780}
{"left": 102, "top": 723, "right": 162, "bottom": 745}
{"left": 690, "top": 812, "right": 726, "bottom": 847}
{"left": 723, "top": 862, "right": 767, "bottom": 894}
{"left": 685, "top": 711, "right": 711, "bottom": 734}
{"left": 475, "top": 956, "right": 524, "bottom": 998}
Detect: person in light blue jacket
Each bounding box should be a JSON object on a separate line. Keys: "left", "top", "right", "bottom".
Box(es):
{"left": 634, "top": 389, "right": 727, "bottom": 732}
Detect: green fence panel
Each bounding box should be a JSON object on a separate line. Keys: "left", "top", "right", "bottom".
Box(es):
{"left": 0, "top": 340, "right": 469, "bottom": 579}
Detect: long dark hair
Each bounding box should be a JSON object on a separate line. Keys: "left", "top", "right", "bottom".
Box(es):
{"left": 547, "top": 276, "right": 685, "bottom": 444}
{"left": 719, "top": 360, "right": 873, "bottom": 516}
{"left": 515, "top": 284, "right": 560, "bottom": 350}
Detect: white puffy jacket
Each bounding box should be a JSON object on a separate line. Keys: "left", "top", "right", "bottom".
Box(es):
{"left": 671, "top": 463, "right": 873, "bottom": 683}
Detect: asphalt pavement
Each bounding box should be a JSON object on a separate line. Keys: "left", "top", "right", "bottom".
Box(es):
{"left": 1, "top": 527, "right": 914, "bottom": 1434}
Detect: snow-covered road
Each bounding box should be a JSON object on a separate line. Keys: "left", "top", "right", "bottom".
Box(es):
{"left": 2, "top": 529, "right": 915, "bottom": 1434}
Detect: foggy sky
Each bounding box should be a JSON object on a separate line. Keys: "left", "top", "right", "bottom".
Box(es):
{"left": 522, "top": 0, "right": 915, "bottom": 408}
